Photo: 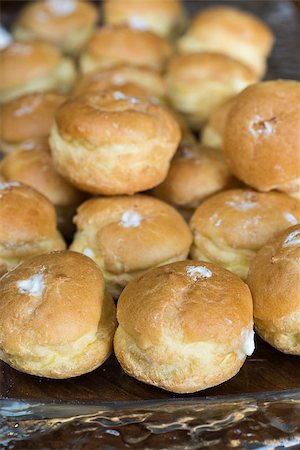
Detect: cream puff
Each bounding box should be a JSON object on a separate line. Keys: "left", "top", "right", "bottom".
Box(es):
{"left": 190, "top": 189, "right": 300, "bottom": 280}
{"left": 49, "top": 92, "right": 181, "bottom": 195}
{"left": 0, "top": 250, "right": 116, "bottom": 378}
{"left": 114, "top": 260, "right": 254, "bottom": 393}
{"left": 201, "top": 97, "right": 236, "bottom": 150}
{"left": 70, "top": 195, "right": 192, "bottom": 297}
{"left": 13, "top": 0, "right": 98, "bottom": 56}
{"left": 177, "top": 6, "right": 274, "bottom": 78}
{"left": 247, "top": 225, "right": 300, "bottom": 355}
{"left": 153, "top": 144, "right": 236, "bottom": 216}
{"left": 0, "top": 148, "right": 85, "bottom": 238}
{"left": 0, "top": 182, "right": 66, "bottom": 276}
{"left": 165, "top": 52, "right": 257, "bottom": 129}
{"left": 0, "top": 41, "right": 76, "bottom": 103}
{"left": 224, "top": 80, "right": 300, "bottom": 196}
{"left": 79, "top": 25, "right": 173, "bottom": 74}
{"left": 0, "top": 92, "right": 66, "bottom": 154}
{"left": 74, "top": 64, "right": 167, "bottom": 99}
{"left": 103, "top": 0, "right": 185, "bottom": 38}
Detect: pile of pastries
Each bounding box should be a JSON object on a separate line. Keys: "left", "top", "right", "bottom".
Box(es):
{"left": 0, "top": 0, "right": 299, "bottom": 394}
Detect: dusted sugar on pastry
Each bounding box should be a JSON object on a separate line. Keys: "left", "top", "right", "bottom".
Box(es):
{"left": 74, "top": 65, "right": 167, "bottom": 99}
{"left": 177, "top": 6, "right": 274, "bottom": 78}
{"left": 0, "top": 92, "right": 66, "bottom": 154}
{"left": 224, "top": 80, "right": 300, "bottom": 196}
{"left": 114, "top": 260, "right": 254, "bottom": 393}
{"left": 79, "top": 26, "right": 173, "bottom": 74}
{"left": 0, "top": 182, "right": 66, "bottom": 276}
{"left": 70, "top": 195, "right": 192, "bottom": 297}
{"left": 13, "top": 0, "right": 98, "bottom": 56}
{"left": 153, "top": 144, "right": 236, "bottom": 216}
{"left": 0, "top": 251, "right": 116, "bottom": 378}
{"left": 0, "top": 41, "right": 76, "bottom": 104}
{"left": 247, "top": 225, "right": 300, "bottom": 355}
{"left": 165, "top": 52, "right": 257, "bottom": 130}
{"left": 49, "top": 92, "right": 181, "bottom": 195}
{"left": 103, "top": 0, "right": 185, "bottom": 38}
{"left": 0, "top": 149, "right": 85, "bottom": 239}
{"left": 190, "top": 189, "right": 300, "bottom": 280}
{"left": 201, "top": 97, "right": 236, "bottom": 150}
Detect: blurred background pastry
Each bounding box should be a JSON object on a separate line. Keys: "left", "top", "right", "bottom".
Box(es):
{"left": 0, "top": 91, "right": 66, "bottom": 154}
{"left": 201, "top": 97, "right": 236, "bottom": 150}
{"left": 103, "top": 0, "right": 185, "bottom": 39}
{"left": 0, "top": 41, "right": 76, "bottom": 103}
{"left": 0, "top": 148, "right": 85, "bottom": 238}
{"left": 0, "top": 251, "right": 116, "bottom": 378}
{"left": 73, "top": 64, "right": 167, "bottom": 99}
{"left": 177, "top": 6, "right": 274, "bottom": 78}
{"left": 153, "top": 144, "right": 237, "bottom": 219}
{"left": 224, "top": 80, "right": 300, "bottom": 196}
{"left": 49, "top": 91, "right": 181, "bottom": 195}
{"left": 247, "top": 225, "right": 300, "bottom": 355}
{"left": 70, "top": 195, "right": 192, "bottom": 297}
{"left": 79, "top": 26, "right": 173, "bottom": 74}
{"left": 114, "top": 260, "right": 254, "bottom": 393}
{"left": 13, "top": 0, "right": 98, "bottom": 56}
{"left": 165, "top": 52, "right": 257, "bottom": 130}
{"left": 190, "top": 189, "right": 300, "bottom": 280}
{"left": 0, "top": 182, "right": 65, "bottom": 276}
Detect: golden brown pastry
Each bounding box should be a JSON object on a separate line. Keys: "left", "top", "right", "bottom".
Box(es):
{"left": 224, "top": 80, "right": 300, "bottom": 196}
{"left": 79, "top": 25, "right": 173, "bottom": 74}
{"left": 103, "top": 0, "right": 185, "bottom": 38}
{"left": 0, "top": 92, "right": 66, "bottom": 154}
{"left": 201, "top": 97, "right": 236, "bottom": 149}
{"left": 0, "top": 41, "right": 76, "bottom": 103}
{"left": 13, "top": 0, "right": 98, "bottom": 56}
{"left": 0, "top": 182, "right": 65, "bottom": 276}
{"left": 114, "top": 260, "right": 254, "bottom": 393}
{"left": 70, "top": 195, "right": 192, "bottom": 297}
{"left": 165, "top": 52, "right": 257, "bottom": 129}
{"left": 0, "top": 250, "right": 117, "bottom": 378}
{"left": 0, "top": 148, "right": 85, "bottom": 238}
{"left": 153, "top": 144, "right": 236, "bottom": 216}
{"left": 73, "top": 64, "right": 167, "bottom": 99}
{"left": 177, "top": 6, "right": 274, "bottom": 77}
{"left": 190, "top": 189, "right": 300, "bottom": 280}
{"left": 49, "top": 92, "right": 181, "bottom": 195}
{"left": 247, "top": 225, "right": 300, "bottom": 355}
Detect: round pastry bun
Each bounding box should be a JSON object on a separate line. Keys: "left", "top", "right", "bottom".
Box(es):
{"left": 0, "top": 182, "right": 66, "bottom": 276}
{"left": 165, "top": 52, "right": 257, "bottom": 129}
{"left": 0, "top": 148, "right": 83, "bottom": 207}
{"left": 224, "top": 80, "right": 300, "bottom": 194}
{"left": 13, "top": 0, "right": 98, "bottom": 56}
{"left": 103, "top": 0, "right": 185, "bottom": 38}
{"left": 114, "top": 260, "right": 254, "bottom": 393}
{"left": 79, "top": 25, "right": 173, "bottom": 74}
{"left": 153, "top": 144, "right": 236, "bottom": 211}
{"left": 0, "top": 148, "right": 85, "bottom": 238}
{"left": 190, "top": 189, "right": 300, "bottom": 280}
{"left": 70, "top": 194, "right": 192, "bottom": 297}
{"left": 0, "top": 250, "right": 117, "bottom": 378}
{"left": 247, "top": 225, "right": 300, "bottom": 355}
{"left": 0, "top": 92, "right": 66, "bottom": 154}
{"left": 177, "top": 6, "right": 274, "bottom": 77}
{"left": 73, "top": 65, "right": 167, "bottom": 99}
{"left": 0, "top": 41, "right": 76, "bottom": 103}
{"left": 49, "top": 91, "right": 181, "bottom": 195}
{"left": 201, "top": 97, "right": 236, "bottom": 149}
